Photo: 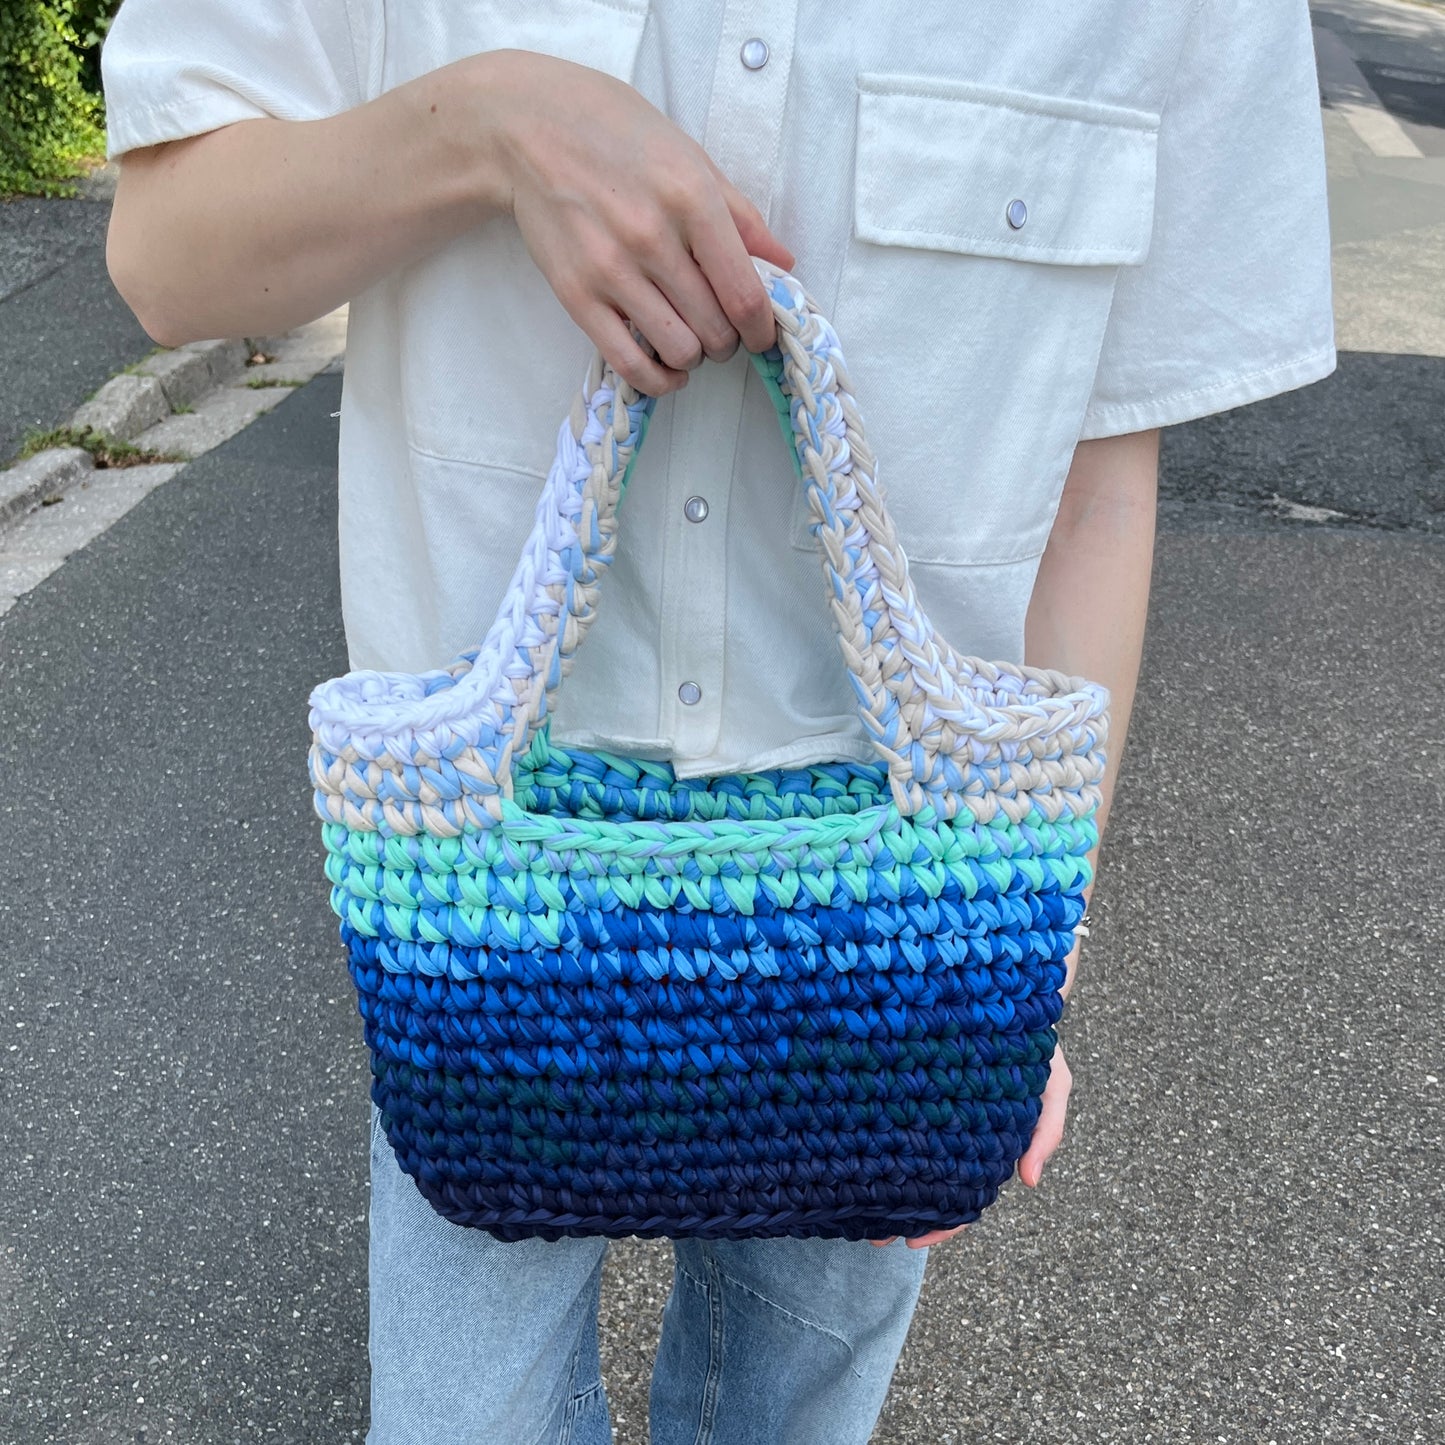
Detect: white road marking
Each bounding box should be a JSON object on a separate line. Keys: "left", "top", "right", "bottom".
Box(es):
{"left": 1314, "top": 25, "right": 1425, "bottom": 158}
{"left": 0, "top": 307, "right": 346, "bottom": 616}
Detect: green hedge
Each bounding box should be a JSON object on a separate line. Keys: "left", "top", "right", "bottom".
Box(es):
{"left": 72, "top": 0, "right": 120, "bottom": 98}
{"left": 0, "top": 0, "right": 118, "bottom": 198}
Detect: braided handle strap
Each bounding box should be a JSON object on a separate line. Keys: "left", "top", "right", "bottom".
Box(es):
{"left": 307, "top": 260, "right": 1109, "bottom": 837}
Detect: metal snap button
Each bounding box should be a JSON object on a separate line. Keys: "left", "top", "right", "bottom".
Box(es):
{"left": 1006, "top": 198, "right": 1028, "bottom": 230}
{"left": 678, "top": 681, "right": 703, "bottom": 705}
{"left": 740, "top": 37, "right": 770, "bottom": 70}
{"left": 684, "top": 495, "right": 710, "bottom": 523}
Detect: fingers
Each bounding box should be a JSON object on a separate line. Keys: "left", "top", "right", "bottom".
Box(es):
{"left": 686, "top": 172, "right": 792, "bottom": 355}
{"left": 577, "top": 191, "right": 781, "bottom": 383}
{"left": 1018, "top": 1045, "right": 1073, "bottom": 1188}
{"left": 865, "top": 1044, "right": 1075, "bottom": 1247}
{"left": 499, "top": 60, "right": 797, "bottom": 387}
{"left": 869, "top": 1223, "right": 969, "bottom": 1249}
{"left": 684, "top": 216, "right": 778, "bottom": 355}
{"left": 606, "top": 274, "right": 709, "bottom": 373}
{"left": 583, "top": 304, "right": 690, "bottom": 396}
{"left": 706, "top": 155, "right": 796, "bottom": 272}
{"left": 645, "top": 252, "right": 741, "bottom": 364}
{"left": 904, "top": 1225, "right": 968, "bottom": 1249}
{"left": 870, "top": 1045, "right": 1073, "bottom": 1248}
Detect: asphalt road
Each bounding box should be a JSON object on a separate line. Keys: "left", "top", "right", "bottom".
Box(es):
{"left": 2, "top": 4, "right": 1443, "bottom": 1440}
{"left": 0, "top": 377, "right": 363, "bottom": 1444}
{"left": 1, "top": 345, "right": 1441, "bottom": 1444}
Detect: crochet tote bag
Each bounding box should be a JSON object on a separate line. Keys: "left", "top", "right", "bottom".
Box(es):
{"left": 307, "top": 260, "right": 1108, "bottom": 1243}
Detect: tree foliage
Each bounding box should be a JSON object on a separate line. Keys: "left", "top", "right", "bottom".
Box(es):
{"left": 0, "top": 1, "right": 115, "bottom": 198}
{"left": 71, "top": 0, "right": 120, "bottom": 97}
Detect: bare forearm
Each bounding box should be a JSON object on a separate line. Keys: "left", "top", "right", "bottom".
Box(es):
{"left": 108, "top": 46, "right": 793, "bottom": 387}
{"left": 106, "top": 50, "right": 516, "bottom": 346}
{"left": 1025, "top": 428, "right": 1160, "bottom": 994}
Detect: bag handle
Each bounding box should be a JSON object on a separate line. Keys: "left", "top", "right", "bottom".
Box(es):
{"left": 308, "top": 260, "right": 1108, "bottom": 832}
{"left": 511, "top": 260, "right": 986, "bottom": 798}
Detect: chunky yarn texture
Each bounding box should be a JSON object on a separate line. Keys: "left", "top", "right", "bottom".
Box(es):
{"left": 307, "top": 262, "right": 1109, "bottom": 1241}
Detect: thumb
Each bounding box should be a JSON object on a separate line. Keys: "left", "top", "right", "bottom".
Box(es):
{"left": 1018, "top": 1047, "right": 1071, "bottom": 1188}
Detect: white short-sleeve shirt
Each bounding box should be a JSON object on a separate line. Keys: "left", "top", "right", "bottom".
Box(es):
{"left": 102, "top": 0, "right": 1335, "bottom": 778}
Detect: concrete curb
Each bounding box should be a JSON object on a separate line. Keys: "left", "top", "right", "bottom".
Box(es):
{"left": 68, "top": 372, "right": 170, "bottom": 440}
{"left": 0, "top": 308, "right": 346, "bottom": 616}
{"left": 0, "top": 447, "right": 93, "bottom": 531}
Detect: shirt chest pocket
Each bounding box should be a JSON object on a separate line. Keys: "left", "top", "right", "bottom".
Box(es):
{"left": 380, "top": 0, "right": 649, "bottom": 91}
{"left": 789, "top": 75, "right": 1160, "bottom": 568}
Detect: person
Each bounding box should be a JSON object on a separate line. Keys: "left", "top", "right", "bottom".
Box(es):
{"left": 99, "top": 1, "right": 1335, "bottom": 1440}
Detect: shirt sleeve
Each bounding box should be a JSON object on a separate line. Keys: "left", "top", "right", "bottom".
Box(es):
{"left": 1078, "top": 0, "right": 1336, "bottom": 439}
{"left": 100, "top": 0, "right": 368, "bottom": 161}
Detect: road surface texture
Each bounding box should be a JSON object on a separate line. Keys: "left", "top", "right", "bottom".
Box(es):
{"left": 0, "top": 170, "right": 153, "bottom": 467}
{"left": 0, "top": 2, "right": 1440, "bottom": 1440}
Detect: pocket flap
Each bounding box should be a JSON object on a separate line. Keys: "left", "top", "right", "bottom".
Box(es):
{"left": 855, "top": 74, "right": 1159, "bottom": 266}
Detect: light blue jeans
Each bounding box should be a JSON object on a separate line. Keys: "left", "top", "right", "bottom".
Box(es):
{"left": 365, "top": 1102, "right": 930, "bottom": 1444}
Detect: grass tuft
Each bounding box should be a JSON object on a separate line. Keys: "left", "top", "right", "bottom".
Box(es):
{"left": 119, "top": 346, "right": 170, "bottom": 376}
{"left": 17, "top": 425, "right": 188, "bottom": 469}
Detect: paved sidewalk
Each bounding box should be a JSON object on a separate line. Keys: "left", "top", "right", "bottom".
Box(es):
{"left": 0, "top": 178, "right": 152, "bottom": 466}
{"left": 0, "top": 352, "right": 1440, "bottom": 1445}
{"left": 1314, "top": 0, "right": 1445, "bottom": 353}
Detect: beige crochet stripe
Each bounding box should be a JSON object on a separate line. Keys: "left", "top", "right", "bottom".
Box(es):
{"left": 308, "top": 260, "right": 1108, "bottom": 837}
{"left": 307, "top": 744, "right": 1105, "bottom": 837}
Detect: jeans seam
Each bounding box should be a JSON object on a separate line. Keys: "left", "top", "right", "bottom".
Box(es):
{"left": 559, "top": 1380, "right": 604, "bottom": 1445}
{"left": 689, "top": 1258, "right": 725, "bottom": 1445}
{"left": 711, "top": 1267, "right": 863, "bottom": 1380}
{"left": 569, "top": 1378, "right": 603, "bottom": 1406}
{"left": 534, "top": 1335, "right": 591, "bottom": 1445}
